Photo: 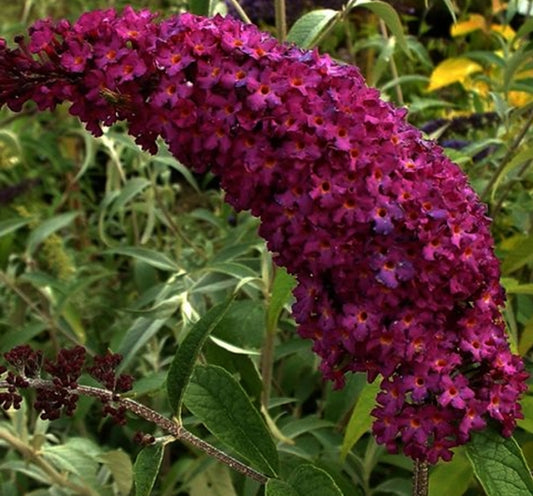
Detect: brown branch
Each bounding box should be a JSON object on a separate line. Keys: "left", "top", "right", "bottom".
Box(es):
{"left": 1, "top": 378, "right": 269, "bottom": 485}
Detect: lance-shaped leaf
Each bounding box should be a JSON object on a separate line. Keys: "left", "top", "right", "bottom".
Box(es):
{"left": 134, "top": 444, "right": 164, "bottom": 496}
{"left": 184, "top": 364, "right": 279, "bottom": 477}
{"left": 341, "top": 379, "right": 380, "bottom": 459}
{"left": 266, "top": 267, "right": 296, "bottom": 328}
{"left": 167, "top": 299, "right": 234, "bottom": 417}
{"left": 287, "top": 9, "right": 340, "bottom": 49}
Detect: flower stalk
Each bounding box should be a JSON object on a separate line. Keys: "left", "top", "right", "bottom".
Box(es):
{"left": 413, "top": 459, "right": 429, "bottom": 496}
{"left": 275, "top": 0, "right": 287, "bottom": 41}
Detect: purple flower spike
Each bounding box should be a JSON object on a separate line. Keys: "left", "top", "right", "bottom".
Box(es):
{"left": 0, "top": 8, "right": 528, "bottom": 462}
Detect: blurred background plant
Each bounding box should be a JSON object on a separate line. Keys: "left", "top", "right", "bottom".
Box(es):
{"left": 0, "top": 1, "right": 533, "bottom": 495}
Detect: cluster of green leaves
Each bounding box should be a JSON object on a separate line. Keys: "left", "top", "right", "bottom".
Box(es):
{"left": 1, "top": 1, "right": 533, "bottom": 495}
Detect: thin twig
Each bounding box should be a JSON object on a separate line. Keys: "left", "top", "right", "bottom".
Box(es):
{"left": 379, "top": 19, "right": 404, "bottom": 105}
{"left": 3, "top": 378, "right": 269, "bottom": 485}
{"left": 343, "top": 13, "right": 358, "bottom": 66}
{"left": 226, "top": 0, "right": 252, "bottom": 24}
{"left": 275, "top": 0, "right": 287, "bottom": 42}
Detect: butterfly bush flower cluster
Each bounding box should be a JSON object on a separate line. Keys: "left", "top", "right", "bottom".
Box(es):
{"left": 0, "top": 8, "right": 528, "bottom": 463}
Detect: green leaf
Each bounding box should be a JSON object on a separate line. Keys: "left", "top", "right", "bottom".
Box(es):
{"left": 117, "top": 317, "right": 168, "bottom": 371}
{"left": 373, "top": 477, "right": 412, "bottom": 496}
{"left": 0, "top": 129, "right": 22, "bottom": 156}
{"left": 108, "top": 177, "right": 151, "bottom": 216}
{"left": 501, "top": 277, "right": 533, "bottom": 295}
{"left": 515, "top": 18, "right": 533, "bottom": 40}
{"left": 369, "top": 35, "right": 397, "bottom": 87}
{"left": 517, "top": 395, "right": 533, "bottom": 434}
{"left": 154, "top": 153, "right": 200, "bottom": 193}
{"left": 134, "top": 444, "right": 164, "bottom": 496}
{"left": 60, "top": 301, "right": 86, "bottom": 343}
{"left": 205, "top": 262, "right": 258, "bottom": 280}
{"left": 501, "top": 234, "right": 533, "bottom": 275}
{"left": 71, "top": 129, "right": 96, "bottom": 182}
{"left": 429, "top": 449, "right": 473, "bottom": 496}
{"left": 0, "top": 217, "right": 30, "bottom": 238}
{"left": 441, "top": 0, "right": 457, "bottom": 23}
{"left": 184, "top": 364, "right": 279, "bottom": 476}
{"left": 518, "top": 316, "right": 533, "bottom": 355}
{"left": 503, "top": 46, "right": 533, "bottom": 94}
{"left": 131, "top": 371, "right": 167, "bottom": 396}
{"left": 266, "top": 267, "right": 296, "bottom": 332}
{"left": 465, "top": 428, "right": 533, "bottom": 496}
{"left": 0, "top": 460, "right": 51, "bottom": 485}
{"left": 491, "top": 147, "right": 533, "bottom": 201}
{"left": 188, "top": 0, "right": 218, "bottom": 16}
{"left": 204, "top": 342, "right": 263, "bottom": 400}
{"left": 286, "top": 9, "right": 340, "bottom": 49}
{"left": 380, "top": 75, "right": 429, "bottom": 93}
{"left": 0, "top": 322, "right": 47, "bottom": 352}
{"left": 43, "top": 444, "right": 98, "bottom": 477}
{"left": 209, "top": 335, "right": 261, "bottom": 355}
{"left": 103, "top": 246, "right": 183, "bottom": 272}
{"left": 347, "top": 0, "right": 409, "bottom": 55}
{"left": 288, "top": 464, "right": 343, "bottom": 496}
{"left": 41, "top": 439, "right": 102, "bottom": 491}
{"left": 266, "top": 479, "right": 299, "bottom": 496}
{"left": 26, "top": 212, "right": 79, "bottom": 255}
{"left": 97, "top": 450, "right": 133, "bottom": 496}
{"left": 281, "top": 416, "right": 334, "bottom": 439}
{"left": 341, "top": 379, "right": 380, "bottom": 459}
{"left": 189, "top": 464, "right": 237, "bottom": 496}
{"left": 167, "top": 300, "right": 234, "bottom": 417}
{"left": 212, "top": 299, "right": 265, "bottom": 349}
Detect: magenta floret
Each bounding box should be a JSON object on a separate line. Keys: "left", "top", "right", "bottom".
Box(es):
{"left": 0, "top": 8, "right": 528, "bottom": 462}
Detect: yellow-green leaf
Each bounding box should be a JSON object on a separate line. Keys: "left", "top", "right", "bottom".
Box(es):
{"left": 341, "top": 379, "right": 380, "bottom": 459}
{"left": 491, "top": 24, "right": 516, "bottom": 40}
{"left": 518, "top": 395, "right": 533, "bottom": 434}
{"left": 429, "top": 449, "right": 473, "bottom": 496}
{"left": 451, "top": 14, "right": 486, "bottom": 37}
{"left": 427, "top": 58, "right": 483, "bottom": 92}
{"left": 60, "top": 302, "right": 86, "bottom": 344}
{"left": 98, "top": 450, "right": 133, "bottom": 496}
{"left": 518, "top": 316, "right": 533, "bottom": 355}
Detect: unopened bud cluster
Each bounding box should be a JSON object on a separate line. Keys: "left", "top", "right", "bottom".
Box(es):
{"left": 0, "top": 345, "right": 133, "bottom": 424}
